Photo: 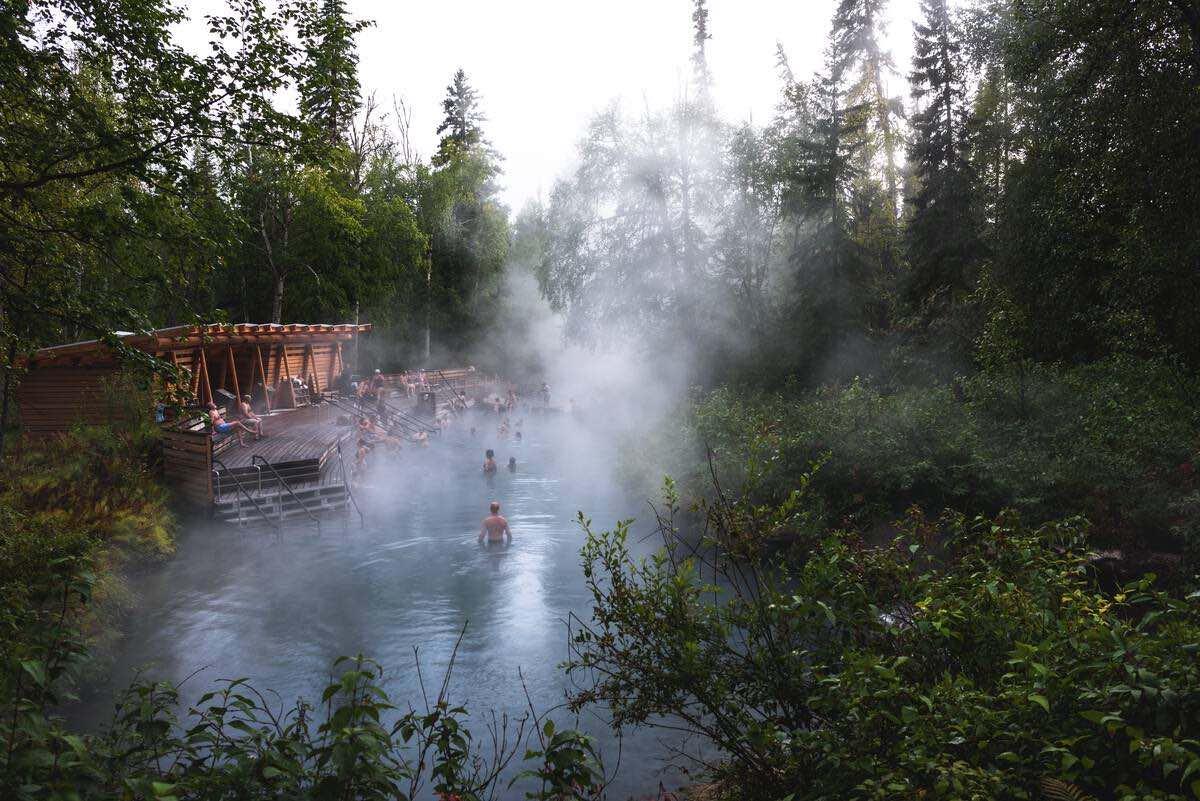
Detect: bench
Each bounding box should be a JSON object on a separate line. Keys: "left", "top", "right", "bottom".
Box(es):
{"left": 173, "top": 407, "right": 239, "bottom": 456}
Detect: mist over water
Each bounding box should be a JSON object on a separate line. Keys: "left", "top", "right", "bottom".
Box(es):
{"left": 71, "top": 409, "right": 688, "bottom": 795}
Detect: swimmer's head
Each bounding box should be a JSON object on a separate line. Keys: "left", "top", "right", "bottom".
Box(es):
{"left": 485, "top": 449, "right": 494, "bottom": 459}
{"left": 490, "top": 501, "right": 500, "bottom": 513}
{"left": 508, "top": 457, "right": 516, "bottom": 466}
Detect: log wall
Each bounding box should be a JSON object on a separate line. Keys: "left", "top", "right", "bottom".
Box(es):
{"left": 15, "top": 366, "right": 124, "bottom": 434}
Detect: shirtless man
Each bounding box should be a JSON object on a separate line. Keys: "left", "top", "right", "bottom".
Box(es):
{"left": 207, "top": 402, "right": 253, "bottom": 446}
{"left": 238, "top": 395, "right": 265, "bottom": 438}
{"left": 483, "top": 449, "right": 497, "bottom": 474}
{"left": 478, "top": 502, "right": 511, "bottom": 545}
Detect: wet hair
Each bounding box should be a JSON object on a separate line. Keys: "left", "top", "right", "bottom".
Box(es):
{"left": 242, "top": 395, "right": 251, "bottom": 402}
{"left": 490, "top": 501, "right": 500, "bottom": 513}
{"left": 485, "top": 449, "right": 494, "bottom": 459}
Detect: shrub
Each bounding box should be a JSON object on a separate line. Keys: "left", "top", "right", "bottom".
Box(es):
{"left": 682, "top": 357, "right": 1200, "bottom": 553}
{"left": 567, "top": 480, "right": 1200, "bottom": 800}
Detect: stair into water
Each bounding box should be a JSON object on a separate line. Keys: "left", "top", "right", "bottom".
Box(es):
{"left": 213, "top": 482, "right": 350, "bottom": 524}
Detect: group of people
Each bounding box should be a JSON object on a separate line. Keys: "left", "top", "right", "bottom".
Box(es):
{"left": 206, "top": 396, "right": 266, "bottom": 447}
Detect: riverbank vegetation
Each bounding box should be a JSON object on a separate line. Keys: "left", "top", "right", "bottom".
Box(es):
{"left": 568, "top": 485, "right": 1200, "bottom": 801}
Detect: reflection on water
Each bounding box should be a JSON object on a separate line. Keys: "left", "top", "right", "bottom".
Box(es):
{"left": 71, "top": 412, "right": 682, "bottom": 797}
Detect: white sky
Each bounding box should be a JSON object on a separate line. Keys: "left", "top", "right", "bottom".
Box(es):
{"left": 180, "top": 0, "right": 922, "bottom": 210}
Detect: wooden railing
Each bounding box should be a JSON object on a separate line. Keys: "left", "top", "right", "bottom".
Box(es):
{"left": 378, "top": 368, "right": 498, "bottom": 395}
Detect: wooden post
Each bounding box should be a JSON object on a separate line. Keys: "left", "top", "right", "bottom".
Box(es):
{"left": 189, "top": 349, "right": 201, "bottom": 401}
{"left": 332, "top": 343, "right": 342, "bottom": 388}
{"left": 304, "top": 344, "right": 320, "bottom": 393}
{"left": 226, "top": 345, "right": 241, "bottom": 401}
{"left": 255, "top": 346, "right": 272, "bottom": 412}
{"left": 197, "top": 349, "right": 213, "bottom": 406}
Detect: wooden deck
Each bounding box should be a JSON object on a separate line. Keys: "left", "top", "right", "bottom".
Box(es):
{"left": 214, "top": 404, "right": 350, "bottom": 472}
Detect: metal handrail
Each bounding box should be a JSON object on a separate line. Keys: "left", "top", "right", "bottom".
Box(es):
{"left": 251, "top": 455, "right": 320, "bottom": 531}
{"left": 212, "top": 458, "right": 277, "bottom": 529}
{"left": 379, "top": 396, "right": 440, "bottom": 434}
{"left": 336, "top": 441, "right": 365, "bottom": 526}
{"left": 434, "top": 370, "right": 469, "bottom": 406}
{"left": 327, "top": 394, "right": 437, "bottom": 437}
{"left": 326, "top": 394, "right": 411, "bottom": 435}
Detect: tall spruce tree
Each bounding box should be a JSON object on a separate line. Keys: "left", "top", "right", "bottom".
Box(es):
{"left": 777, "top": 71, "right": 874, "bottom": 380}
{"left": 830, "top": 0, "right": 904, "bottom": 220}
{"left": 904, "top": 0, "right": 983, "bottom": 314}
{"left": 297, "top": 0, "right": 369, "bottom": 148}
{"left": 433, "top": 69, "right": 487, "bottom": 167}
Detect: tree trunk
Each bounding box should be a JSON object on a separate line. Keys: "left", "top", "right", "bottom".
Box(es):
{"left": 0, "top": 342, "right": 17, "bottom": 461}
{"left": 424, "top": 250, "right": 432, "bottom": 363}
{"left": 271, "top": 273, "right": 284, "bottom": 324}
{"left": 872, "top": 55, "right": 899, "bottom": 220}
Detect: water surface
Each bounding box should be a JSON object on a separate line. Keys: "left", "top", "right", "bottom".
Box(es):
{"left": 74, "top": 411, "right": 684, "bottom": 797}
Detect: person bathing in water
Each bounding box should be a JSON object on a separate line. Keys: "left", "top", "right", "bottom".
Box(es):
{"left": 483, "top": 449, "right": 497, "bottom": 474}
{"left": 508, "top": 456, "right": 517, "bottom": 472}
{"left": 478, "top": 501, "right": 511, "bottom": 545}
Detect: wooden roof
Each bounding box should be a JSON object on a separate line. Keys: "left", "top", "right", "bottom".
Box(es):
{"left": 24, "top": 323, "right": 372, "bottom": 368}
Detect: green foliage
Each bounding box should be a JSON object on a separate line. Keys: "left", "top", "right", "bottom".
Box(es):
{"left": 569, "top": 484, "right": 1200, "bottom": 801}
{"left": 681, "top": 357, "right": 1200, "bottom": 554}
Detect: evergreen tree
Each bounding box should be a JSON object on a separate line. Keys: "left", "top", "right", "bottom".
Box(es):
{"left": 297, "top": 0, "right": 369, "bottom": 149}
{"left": 433, "top": 69, "right": 487, "bottom": 167}
{"left": 691, "top": 0, "right": 712, "bottom": 102}
{"left": 782, "top": 72, "right": 873, "bottom": 379}
{"left": 421, "top": 69, "right": 507, "bottom": 358}
{"left": 904, "top": 0, "right": 983, "bottom": 315}
{"left": 830, "top": 0, "right": 904, "bottom": 220}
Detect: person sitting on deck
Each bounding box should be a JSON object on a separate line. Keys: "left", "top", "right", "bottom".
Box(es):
{"left": 483, "top": 449, "right": 497, "bottom": 474}
{"left": 238, "top": 395, "right": 266, "bottom": 438}
{"left": 478, "top": 501, "right": 511, "bottom": 545}
{"left": 207, "top": 402, "right": 254, "bottom": 446}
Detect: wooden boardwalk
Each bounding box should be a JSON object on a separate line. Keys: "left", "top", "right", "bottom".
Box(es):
{"left": 214, "top": 404, "right": 349, "bottom": 473}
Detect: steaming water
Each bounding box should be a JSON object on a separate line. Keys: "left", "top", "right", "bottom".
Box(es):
{"left": 72, "top": 411, "right": 688, "bottom": 797}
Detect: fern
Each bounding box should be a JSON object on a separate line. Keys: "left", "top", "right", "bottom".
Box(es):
{"left": 1041, "top": 777, "right": 1100, "bottom": 801}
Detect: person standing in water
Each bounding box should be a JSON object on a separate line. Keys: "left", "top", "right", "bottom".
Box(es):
{"left": 478, "top": 501, "right": 511, "bottom": 545}
{"left": 483, "top": 449, "right": 497, "bottom": 474}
